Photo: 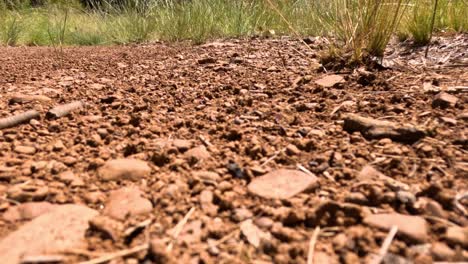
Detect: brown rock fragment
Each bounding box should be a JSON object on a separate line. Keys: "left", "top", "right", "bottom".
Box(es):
{"left": 184, "top": 146, "right": 211, "bottom": 163}
{"left": 98, "top": 158, "right": 151, "bottom": 181}
{"left": 103, "top": 187, "right": 153, "bottom": 220}
{"left": 248, "top": 169, "right": 317, "bottom": 199}
{"left": 431, "top": 242, "right": 455, "bottom": 261}
{"left": 432, "top": 92, "right": 458, "bottom": 108}
{"left": 240, "top": 219, "right": 271, "bottom": 248}
{"left": 3, "top": 202, "right": 58, "bottom": 222}
{"left": 14, "top": 145, "right": 37, "bottom": 155}
{"left": 445, "top": 226, "right": 468, "bottom": 247}
{"left": 364, "top": 213, "right": 429, "bottom": 242}
{"left": 149, "top": 239, "right": 176, "bottom": 264}
{"left": 343, "top": 114, "right": 425, "bottom": 144}
{"left": 315, "top": 74, "right": 344, "bottom": 88}
{"left": 0, "top": 204, "right": 97, "bottom": 264}
{"left": 89, "top": 215, "right": 124, "bottom": 241}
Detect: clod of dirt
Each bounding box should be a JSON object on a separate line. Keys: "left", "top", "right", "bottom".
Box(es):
{"left": 13, "top": 145, "right": 37, "bottom": 155}
{"left": 343, "top": 113, "right": 426, "bottom": 144}
{"left": 193, "top": 170, "right": 221, "bottom": 182}
{"left": 98, "top": 158, "right": 151, "bottom": 181}
{"left": 3, "top": 202, "right": 58, "bottom": 222}
{"left": 445, "top": 226, "right": 468, "bottom": 247}
{"left": 198, "top": 57, "right": 217, "bottom": 64}
{"left": 247, "top": 169, "right": 317, "bottom": 199}
{"left": 315, "top": 74, "right": 345, "bottom": 88}
{"left": 103, "top": 187, "right": 153, "bottom": 220}
{"left": 232, "top": 208, "right": 253, "bottom": 222}
{"left": 358, "top": 165, "right": 409, "bottom": 191}
{"left": 172, "top": 139, "right": 192, "bottom": 152}
{"left": 364, "top": 213, "right": 429, "bottom": 242}
{"left": 306, "top": 201, "right": 364, "bottom": 227}
{"left": 240, "top": 219, "right": 271, "bottom": 248}
{"left": 149, "top": 239, "right": 176, "bottom": 264}
{"left": 313, "top": 252, "right": 339, "bottom": 264}
{"left": 184, "top": 146, "right": 211, "bottom": 164}
{"left": 199, "top": 190, "right": 218, "bottom": 216}
{"left": 431, "top": 242, "right": 456, "bottom": 261}
{"left": 89, "top": 215, "right": 124, "bottom": 241}
{"left": 0, "top": 204, "right": 97, "bottom": 264}
{"left": 7, "top": 184, "right": 49, "bottom": 202}
{"left": 432, "top": 92, "right": 459, "bottom": 108}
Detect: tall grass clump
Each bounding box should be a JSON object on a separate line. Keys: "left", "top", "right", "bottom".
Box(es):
{"left": 0, "top": 12, "right": 22, "bottom": 45}
{"left": 403, "top": 0, "right": 467, "bottom": 45}
{"left": 0, "top": 0, "right": 466, "bottom": 48}
{"left": 315, "top": 0, "right": 410, "bottom": 63}
{"left": 155, "top": 0, "right": 320, "bottom": 43}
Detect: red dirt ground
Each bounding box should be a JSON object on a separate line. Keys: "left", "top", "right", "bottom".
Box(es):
{"left": 0, "top": 35, "right": 466, "bottom": 263}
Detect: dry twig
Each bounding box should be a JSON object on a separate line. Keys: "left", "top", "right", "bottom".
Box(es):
{"left": 371, "top": 225, "right": 398, "bottom": 264}
{"left": 307, "top": 226, "right": 321, "bottom": 264}
{"left": 455, "top": 191, "right": 468, "bottom": 216}
{"left": 166, "top": 207, "right": 196, "bottom": 252}
{"left": 261, "top": 147, "right": 287, "bottom": 167}
{"left": 78, "top": 244, "right": 149, "bottom": 264}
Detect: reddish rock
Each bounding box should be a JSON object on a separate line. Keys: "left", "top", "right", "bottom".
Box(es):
{"left": 364, "top": 213, "right": 428, "bottom": 242}
{"left": 14, "top": 145, "right": 36, "bottom": 155}
{"left": 103, "top": 187, "right": 153, "bottom": 220}
{"left": 0, "top": 204, "right": 97, "bottom": 264}
{"left": 240, "top": 219, "right": 271, "bottom": 248}
{"left": 3, "top": 202, "right": 58, "bottom": 222}
{"left": 98, "top": 158, "right": 151, "bottom": 181}
{"left": 431, "top": 242, "right": 455, "bottom": 261}
{"left": 172, "top": 139, "right": 192, "bottom": 152}
{"left": 184, "top": 146, "right": 211, "bottom": 163}
{"left": 248, "top": 169, "right": 317, "bottom": 199}
{"left": 445, "top": 226, "right": 468, "bottom": 247}
{"left": 432, "top": 92, "right": 458, "bottom": 108}
{"left": 315, "top": 74, "right": 344, "bottom": 88}
{"left": 89, "top": 215, "right": 124, "bottom": 241}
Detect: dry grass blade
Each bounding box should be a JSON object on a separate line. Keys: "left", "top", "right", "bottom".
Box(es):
{"left": 263, "top": 0, "right": 317, "bottom": 60}
{"left": 307, "top": 226, "right": 321, "bottom": 264}
{"left": 166, "top": 207, "right": 196, "bottom": 252}
{"left": 425, "top": 0, "right": 439, "bottom": 58}
{"left": 371, "top": 225, "right": 398, "bottom": 264}
{"left": 261, "top": 147, "right": 286, "bottom": 167}
{"left": 78, "top": 244, "right": 149, "bottom": 264}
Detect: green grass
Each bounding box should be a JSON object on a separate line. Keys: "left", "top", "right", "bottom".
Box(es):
{"left": 0, "top": 0, "right": 327, "bottom": 46}
{"left": 401, "top": 0, "right": 468, "bottom": 45}
{"left": 0, "top": 0, "right": 466, "bottom": 64}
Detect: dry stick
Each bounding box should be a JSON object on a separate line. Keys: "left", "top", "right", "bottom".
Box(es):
{"left": 46, "top": 101, "right": 84, "bottom": 119}
{"left": 0, "top": 110, "right": 40, "bottom": 129}
{"left": 78, "top": 244, "right": 149, "bottom": 264}
{"left": 62, "top": 249, "right": 104, "bottom": 258}
{"left": 166, "top": 207, "right": 196, "bottom": 252}
{"left": 261, "top": 147, "right": 287, "bottom": 167}
{"left": 307, "top": 226, "right": 321, "bottom": 264}
{"left": 455, "top": 191, "right": 468, "bottom": 216}
{"left": 371, "top": 225, "right": 398, "bottom": 264}
{"left": 425, "top": 0, "right": 439, "bottom": 58}
{"left": 198, "top": 135, "right": 213, "bottom": 147}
